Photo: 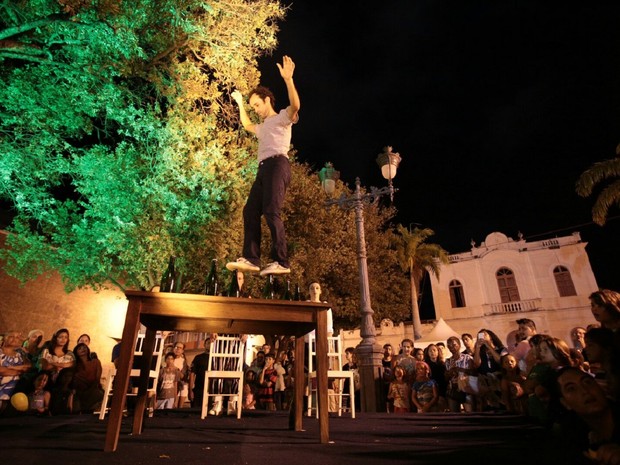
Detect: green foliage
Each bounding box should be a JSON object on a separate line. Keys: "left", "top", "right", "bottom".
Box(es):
{"left": 576, "top": 145, "right": 620, "bottom": 226}
{"left": 0, "top": 0, "right": 284, "bottom": 291}
{"left": 393, "top": 225, "right": 449, "bottom": 283}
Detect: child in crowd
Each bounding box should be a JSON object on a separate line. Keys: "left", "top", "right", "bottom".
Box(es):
{"left": 29, "top": 372, "right": 51, "bottom": 415}
{"left": 157, "top": 353, "right": 180, "bottom": 409}
{"left": 499, "top": 354, "right": 527, "bottom": 414}
{"left": 387, "top": 366, "right": 410, "bottom": 413}
{"left": 257, "top": 352, "right": 278, "bottom": 411}
{"left": 411, "top": 361, "right": 439, "bottom": 413}
{"left": 243, "top": 369, "right": 257, "bottom": 410}
{"left": 525, "top": 335, "right": 573, "bottom": 425}
{"left": 414, "top": 348, "right": 425, "bottom": 362}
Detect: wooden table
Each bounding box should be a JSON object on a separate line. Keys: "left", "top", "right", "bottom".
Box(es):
{"left": 104, "top": 290, "right": 330, "bottom": 452}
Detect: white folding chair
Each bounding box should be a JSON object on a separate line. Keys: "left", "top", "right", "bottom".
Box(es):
{"left": 97, "top": 332, "right": 164, "bottom": 419}
{"left": 307, "top": 333, "right": 356, "bottom": 418}
{"left": 201, "top": 334, "right": 245, "bottom": 420}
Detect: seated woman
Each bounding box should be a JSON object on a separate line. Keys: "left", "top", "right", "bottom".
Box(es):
{"left": 424, "top": 343, "right": 447, "bottom": 411}
{"left": 0, "top": 330, "right": 31, "bottom": 411}
{"left": 39, "top": 328, "right": 76, "bottom": 415}
{"left": 70, "top": 342, "right": 103, "bottom": 413}
{"left": 77, "top": 333, "right": 98, "bottom": 360}
{"left": 15, "top": 329, "right": 44, "bottom": 394}
{"left": 473, "top": 329, "right": 508, "bottom": 411}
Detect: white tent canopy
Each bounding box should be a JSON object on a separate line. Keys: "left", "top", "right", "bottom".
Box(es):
{"left": 415, "top": 318, "right": 461, "bottom": 348}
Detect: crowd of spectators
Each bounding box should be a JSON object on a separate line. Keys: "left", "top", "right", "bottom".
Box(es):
{"left": 2, "top": 288, "right": 619, "bottom": 463}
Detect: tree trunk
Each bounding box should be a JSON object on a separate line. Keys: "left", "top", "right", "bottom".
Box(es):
{"left": 410, "top": 271, "right": 422, "bottom": 340}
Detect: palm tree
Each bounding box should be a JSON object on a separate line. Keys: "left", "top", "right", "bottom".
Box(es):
{"left": 576, "top": 144, "right": 620, "bottom": 225}
{"left": 393, "top": 225, "right": 449, "bottom": 340}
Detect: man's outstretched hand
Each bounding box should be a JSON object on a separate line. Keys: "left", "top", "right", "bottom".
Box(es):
{"left": 277, "top": 55, "right": 295, "bottom": 81}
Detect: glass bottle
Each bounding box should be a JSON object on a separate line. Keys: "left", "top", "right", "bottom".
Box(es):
{"left": 172, "top": 271, "right": 183, "bottom": 293}
{"left": 205, "top": 258, "right": 219, "bottom": 296}
{"left": 294, "top": 283, "right": 302, "bottom": 301}
{"left": 227, "top": 269, "right": 241, "bottom": 298}
{"left": 262, "top": 274, "right": 275, "bottom": 299}
{"left": 160, "top": 256, "right": 177, "bottom": 293}
{"left": 282, "top": 279, "right": 292, "bottom": 300}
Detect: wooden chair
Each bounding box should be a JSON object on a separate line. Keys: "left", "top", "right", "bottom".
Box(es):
{"left": 307, "top": 333, "right": 356, "bottom": 418}
{"left": 201, "top": 334, "right": 245, "bottom": 419}
{"left": 97, "top": 332, "right": 164, "bottom": 419}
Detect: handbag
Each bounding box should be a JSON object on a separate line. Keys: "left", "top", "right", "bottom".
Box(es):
{"left": 457, "top": 374, "right": 479, "bottom": 395}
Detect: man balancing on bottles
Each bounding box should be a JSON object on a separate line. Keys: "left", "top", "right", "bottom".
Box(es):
{"left": 226, "top": 56, "right": 300, "bottom": 277}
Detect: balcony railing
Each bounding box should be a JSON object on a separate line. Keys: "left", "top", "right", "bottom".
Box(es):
{"left": 484, "top": 298, "right": 541, "bottom": 315}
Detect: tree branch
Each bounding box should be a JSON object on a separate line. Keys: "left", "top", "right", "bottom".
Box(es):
{"left": 0, "top": 17, "right": 59, "bottom": 41}
{"left": 0, "top": 50, "right": 53, "bottom": 64}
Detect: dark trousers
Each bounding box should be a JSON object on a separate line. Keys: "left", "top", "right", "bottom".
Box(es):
{"left": 242, "top": 155, "right": 291, "bottom": 267}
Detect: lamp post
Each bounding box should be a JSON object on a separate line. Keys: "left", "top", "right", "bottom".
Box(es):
{"left": 319, "top": 146, "right": 402, "bottom": 412}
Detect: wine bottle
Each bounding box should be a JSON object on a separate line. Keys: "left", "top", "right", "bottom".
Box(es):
{"left": 205, "top": 258, "right": 219, "bottom": 296}
{"left": 227, "top": 269, "right": 241, "bottom": 298}
{"left": 282, "top": 279, "right": 292, "bottom": 300}
{"left": 172, "top": 271, "right": 182, "bottom": 293}
{"left": 262, "top": 274, "right": 274, "bottom": 299}
{"left": 294, "top": 283, "right": 302, "bottom": 301}
{"left": 160, "top": 256, "right": 177, "bottom": 293}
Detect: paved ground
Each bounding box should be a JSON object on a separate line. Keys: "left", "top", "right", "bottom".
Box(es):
{"left": 1, "top": 409, "right": 586, "bottom": 465}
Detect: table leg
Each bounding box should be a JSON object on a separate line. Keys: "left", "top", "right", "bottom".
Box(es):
{"left": 315, "top": 309, "right": 329, "bottom": 444}
{"left": 293, "top": 336, "right": 305, "bottom": 431}
{"left": 104, "top": 299, "right": 141, "bottom": 452}
{"left": 132, "top": 328, "right": 156, "bottom": 435}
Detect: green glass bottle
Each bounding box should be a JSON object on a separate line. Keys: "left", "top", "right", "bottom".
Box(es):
{"left": 282, "top": 279, "right": 292, "bottom": 300}
{"left": 160, "top": 256, "right": 177, "bottom": 293}
{"left": 294, "top": 283, "right": 302, "bottom": 301}
{"left": 227, "top": 269, "right": 241, "bottom": 298}
{"left": 205, "top": 258, "right": 219, "bottom": 296}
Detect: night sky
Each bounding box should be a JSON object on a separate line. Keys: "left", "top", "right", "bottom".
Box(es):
{"left": 258, "top": 1, "right": 620, "bottom": 289}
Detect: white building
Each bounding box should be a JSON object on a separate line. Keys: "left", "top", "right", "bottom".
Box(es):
{"left": 428, "top": 231, "right": 599, "bottom": 344}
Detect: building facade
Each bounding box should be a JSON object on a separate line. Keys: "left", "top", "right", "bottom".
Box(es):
{"left": 428, "top": 231, "right": 599, "bottom": 344}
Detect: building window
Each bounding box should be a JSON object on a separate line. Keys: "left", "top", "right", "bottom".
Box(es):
{"left": 449, "top": 280, "right": 466, "bottom": 308}
{"left": 496, "top": 267, "right": 520, "bottom": 303}
{"left": 554, "top": 266, "right": 577, "bottom": 297}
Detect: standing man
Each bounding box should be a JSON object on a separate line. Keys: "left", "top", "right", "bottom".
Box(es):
{"left": 189, "top": 335, "right": 211, "bottom": 409}
{"left": 227, "top": 55, "right": 300, "bottom": 276}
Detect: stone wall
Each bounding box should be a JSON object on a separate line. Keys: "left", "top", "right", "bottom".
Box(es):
{"left": 0, "top": 231, "right": 127, "bottom": 377}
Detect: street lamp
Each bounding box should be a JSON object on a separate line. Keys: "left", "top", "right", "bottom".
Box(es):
{"left": 318, "top": 146, "right": 402, "bottom": 412}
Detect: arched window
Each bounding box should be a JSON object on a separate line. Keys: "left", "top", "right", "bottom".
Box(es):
{"left": 449, "top": 279, "right": 466, "bottom": 308}
{"left": 496, "top": 267, "right": 520, "bottom": 303}
{"left": 554, "top": 266, "right": 577, "bottom": 297}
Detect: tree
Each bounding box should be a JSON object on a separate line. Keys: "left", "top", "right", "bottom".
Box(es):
{"left": 392, "top": 225, "right": 449, "bottom": 340}
{"left": 576, "top": 144, "right": 620, "bottom": 226}
{"left": 0, "top": 0, "right": 285, "bottom": 291}
{"left": 0, "top": 1, "right": 412, "bottom": 329}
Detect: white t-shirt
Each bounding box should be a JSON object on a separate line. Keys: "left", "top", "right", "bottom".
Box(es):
{"left": 255, "top": 108, "right": 298, "bottom": 162}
